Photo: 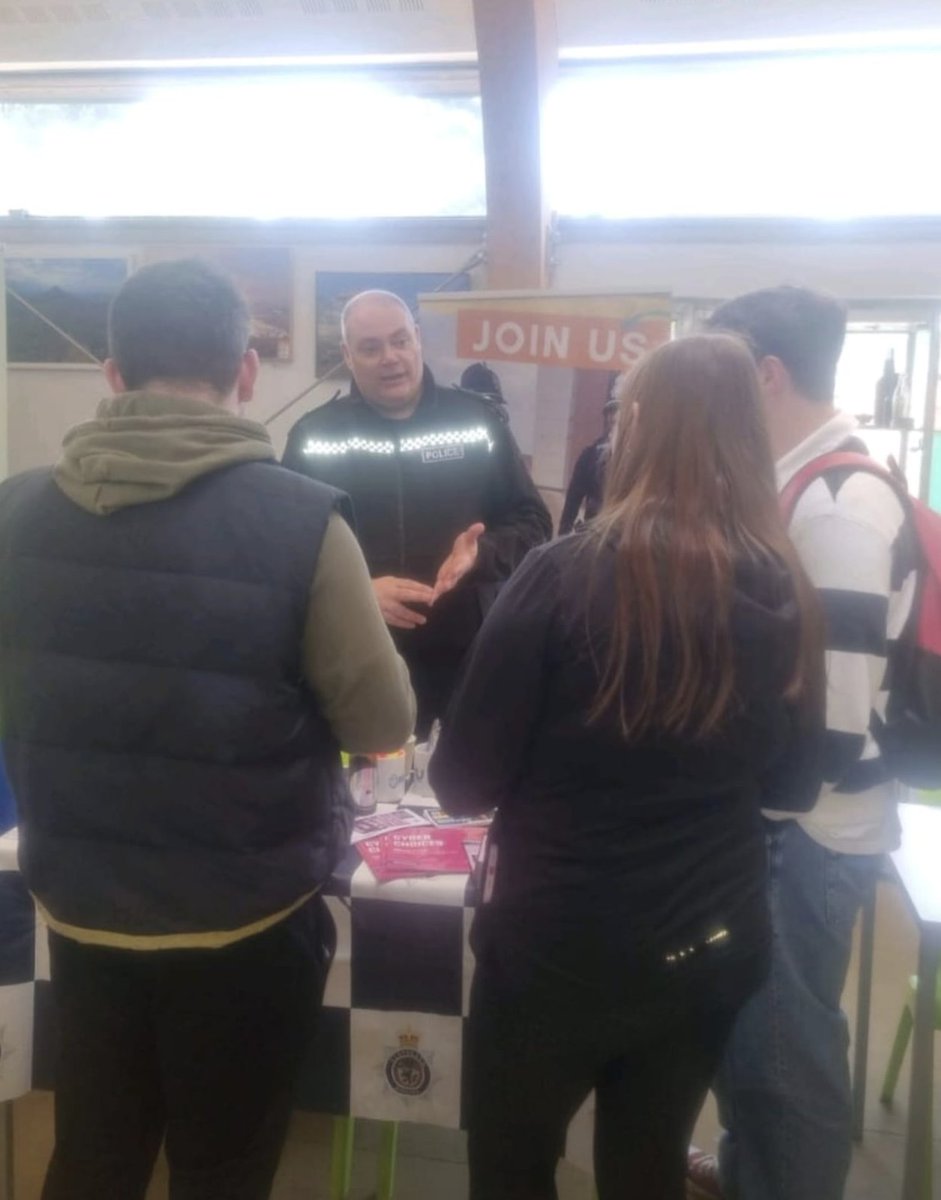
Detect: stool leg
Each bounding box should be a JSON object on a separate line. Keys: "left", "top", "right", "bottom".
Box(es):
{"left": 881, "top": 1005, "right": 914, "bottom": 1106}
{"left": 330, "top": 1116, "right": 355, "bottom": 1200}
{"left": 902, "top": 938, "right": 939, "bottom": 1200}
{"left": 377, "top": 1121, "right": 399, "bottom": 1200}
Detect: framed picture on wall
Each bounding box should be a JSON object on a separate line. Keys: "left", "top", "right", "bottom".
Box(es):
{"left": 205, "top": 247, "right": 293, "bottom": 362}
{"left": 314, "top": 270, "right": 471, "bottom": 378}
{"left": 4, "top": 257, "right": 129, "bottom": 368}
{"left": 142, "top": 246, "right": 294, "bottom": 362}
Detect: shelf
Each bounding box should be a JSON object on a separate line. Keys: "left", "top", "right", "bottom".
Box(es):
{"left": 856, "top": 425, "right": 918, "bottom": 434}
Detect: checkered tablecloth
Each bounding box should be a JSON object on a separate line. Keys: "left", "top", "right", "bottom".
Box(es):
{"left": 0, "top": 825, "right": 594, "bottom": 1166}
{"left": 0, "top": 829, "right": 53, "bottom": 1106}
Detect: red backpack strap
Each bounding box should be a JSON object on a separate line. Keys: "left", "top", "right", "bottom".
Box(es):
{"left": 779, "top": 450, "right": 905, "bottom": 523}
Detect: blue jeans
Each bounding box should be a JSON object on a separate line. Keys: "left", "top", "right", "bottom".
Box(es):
{"left": 714, "top": 820, "right": 881, "bottom": 1200}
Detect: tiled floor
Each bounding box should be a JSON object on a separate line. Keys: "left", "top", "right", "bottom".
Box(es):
{"left": 8, "top": 877, "right": 939, "bottom": 1199}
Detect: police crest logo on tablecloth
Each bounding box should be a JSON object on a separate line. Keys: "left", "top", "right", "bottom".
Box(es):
{"left": 383, "top": 1029, "right": 432, "bottom": 1098}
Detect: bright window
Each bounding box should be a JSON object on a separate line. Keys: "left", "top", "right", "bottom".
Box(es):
{"left": 0, "top": 80, "right": 485, "bottom": 218}
{"left": 546, "top": 49, "right": 941, "bottom": 218}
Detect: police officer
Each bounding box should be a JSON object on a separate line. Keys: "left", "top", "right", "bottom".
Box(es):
{"left": 283, "top": 290, "right": 552, "bottom": 734}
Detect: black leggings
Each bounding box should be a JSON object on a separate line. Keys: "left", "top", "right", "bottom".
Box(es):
{"left": 465, "top": 941, "right": 759, "bottom": 1200}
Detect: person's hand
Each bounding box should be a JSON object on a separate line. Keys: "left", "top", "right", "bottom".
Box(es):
{"left": 372, "top": 577, "right": 436, "bottom": 629}
{"left": 433, "top": 523, "right": 485, "bottom": 601}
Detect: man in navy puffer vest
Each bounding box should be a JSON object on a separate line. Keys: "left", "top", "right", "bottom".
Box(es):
{"left": 0, "top": 260, "right": 415, "bottom": 1200}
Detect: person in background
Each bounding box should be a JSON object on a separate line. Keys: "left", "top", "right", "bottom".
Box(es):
{"left": 283, "top": 290, "right": 551, "bottom": 735}
{"left": 430, "top": 334, "right": 824, "bottom": 1200}
{"left": 687, "top": 286, "right": 917, "bottom": 1200}
{"left": 558, "top": 396, "right": 618, "bottom": 534}
{"left": 0, "top": 260, "right": 414, "bottom": 1200}
{"left": 459, "top": 361, "right": 511, "bottom": 426}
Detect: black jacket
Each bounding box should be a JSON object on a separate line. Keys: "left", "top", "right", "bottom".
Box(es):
{"left": 559, "top": 437, "right": 608, "bottom": 534}
{"left": 430, "top": 533, "right": 823, "bottom": 990}
{"left": 283, "top": 369, "right": 552, "bottom": 711}
{"left": 0, "top": 463, "right": 352, "bottom": 940}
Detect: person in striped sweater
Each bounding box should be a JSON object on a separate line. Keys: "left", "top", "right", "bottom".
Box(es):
{"left": 688, "top": 286, "right": 919, "bottom": 1200}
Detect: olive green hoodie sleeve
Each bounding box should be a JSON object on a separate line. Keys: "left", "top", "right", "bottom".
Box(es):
{"left": 303, "top": 514, "right": 416, "bottom": 754}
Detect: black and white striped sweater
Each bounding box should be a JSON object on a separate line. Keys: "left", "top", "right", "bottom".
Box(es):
{"left": 766, "top": 413, "right": 918, "bottom": 854}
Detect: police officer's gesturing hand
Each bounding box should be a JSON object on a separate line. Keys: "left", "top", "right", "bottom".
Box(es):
{"left": 433, "top": 523, "right": 485, "bottom": 602}
{"left": 372, "top": 577, "right": 436, "bottom": 629}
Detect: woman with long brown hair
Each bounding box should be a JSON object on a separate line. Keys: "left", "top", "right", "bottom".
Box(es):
{"left": 429, "top": 334, "right": 824, "bottom": 1200}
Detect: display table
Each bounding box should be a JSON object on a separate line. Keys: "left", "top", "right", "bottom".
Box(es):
{"left": 299, "top": 836, "right": 479, "bottom": 1131}
{"left": 0, "top": 824, "right": 594, "bottom": 1196}
{"left": 888, "top": 803, "right": 941, "bottom": 1200}
{"left": 851, "top": 800, "right": 941, "bottom": 1200}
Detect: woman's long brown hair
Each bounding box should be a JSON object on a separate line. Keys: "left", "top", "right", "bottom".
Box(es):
{"left": 587, "top": 333, "right": 821, "bottom": 740}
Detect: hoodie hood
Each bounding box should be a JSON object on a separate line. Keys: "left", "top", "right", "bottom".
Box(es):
{"left": 55, "top": 391, "right": 277, "bottom": 516}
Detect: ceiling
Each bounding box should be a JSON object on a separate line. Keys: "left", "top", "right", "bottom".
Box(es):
{"left": 1, "top": 0, "right": 940, "bottom": 69}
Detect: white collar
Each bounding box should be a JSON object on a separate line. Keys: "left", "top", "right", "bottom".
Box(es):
{"left": 775, "top": 412, "right": 860, "bottom": 491}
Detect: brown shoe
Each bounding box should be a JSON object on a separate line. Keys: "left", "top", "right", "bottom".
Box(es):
{"left": 686, "top": 1147, "right": 723, "bottom": 1200}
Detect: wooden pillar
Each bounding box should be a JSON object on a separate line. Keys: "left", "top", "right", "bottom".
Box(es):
{"left": 567, "top": 368, "right": 609, "bottom": 483}
{"left": 472, "top": 0, "right": 557, "bottom": 290}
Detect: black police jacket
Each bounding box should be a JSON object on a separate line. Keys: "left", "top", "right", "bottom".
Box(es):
{"left": 282, "top": 368, "right": 552, "bottom": 654}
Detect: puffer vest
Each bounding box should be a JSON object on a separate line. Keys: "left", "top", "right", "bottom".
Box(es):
{"left": 0, "top": 461, "right": 351, "bottom": 938}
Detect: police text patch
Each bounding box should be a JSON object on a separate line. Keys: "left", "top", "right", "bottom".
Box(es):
{"left": 421, "top": 446, "right": 465, "bottom": 464}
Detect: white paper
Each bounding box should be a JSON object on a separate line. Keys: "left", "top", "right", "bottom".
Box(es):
{"left": 350, "top": 807, "right": 430, "bottom": 845}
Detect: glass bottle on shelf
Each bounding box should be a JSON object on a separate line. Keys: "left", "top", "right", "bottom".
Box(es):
{"left": 874, "top": 349, "right": 897, "bottom": 428}
{"left": 892, "top": 374, "right": 913, "bottom": 429}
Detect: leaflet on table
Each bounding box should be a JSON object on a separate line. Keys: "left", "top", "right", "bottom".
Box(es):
{"left": 465, "top": 829, "right": 488, "bottom": 871}
{"left": 350, "top": 807, "right": 430, "bottom": 845}
{"left": 424, "top": 807, "right": 492, "bottom": 828}
{"left": 358, "top": 824, "right": 489, "bottom": 881}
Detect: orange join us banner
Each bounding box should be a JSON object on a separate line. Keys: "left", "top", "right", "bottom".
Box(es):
{"left": 451, "top": 300, "right": 671, "bottom": 372}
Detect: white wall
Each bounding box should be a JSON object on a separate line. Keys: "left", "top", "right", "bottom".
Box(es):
{"left": 5, "top": 222, "right": 941, "bottom": 473}
{"left": 3, "top": 235, "right": 477, "bottom": 473}
{"left": 555, "top": 237, "right": 941, "bottom": 302}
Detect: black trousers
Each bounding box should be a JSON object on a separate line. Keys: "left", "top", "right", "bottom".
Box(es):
{"left": 42, "top": 896, "right": 332, "bottom": 1200}
{"left": 465, "top": 935, "right": 762, "bottom": 1200}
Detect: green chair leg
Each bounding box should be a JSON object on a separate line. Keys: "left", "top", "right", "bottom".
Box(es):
{"left": 880, "top": 1004, "right": 914, "bottom": 1105}
{"left": 879, "top": 974, "right": 937, "bottom": 1200}
{"left": 377, "top": 1121, "right": 399, "bottom": 1200}
{"left": 330, "top": 1115, "right": 355, "bottom": 1200}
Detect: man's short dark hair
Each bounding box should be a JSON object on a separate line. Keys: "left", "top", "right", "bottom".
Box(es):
{"left": 108, "top": 259, "right": 251, "bottom": 394}
{"left": 706, "top": 285, "right": 847, "bottom": 404}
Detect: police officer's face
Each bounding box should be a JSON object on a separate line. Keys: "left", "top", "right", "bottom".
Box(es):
{"left": 342, "top": 300, "right": 424, "bottom": 418}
